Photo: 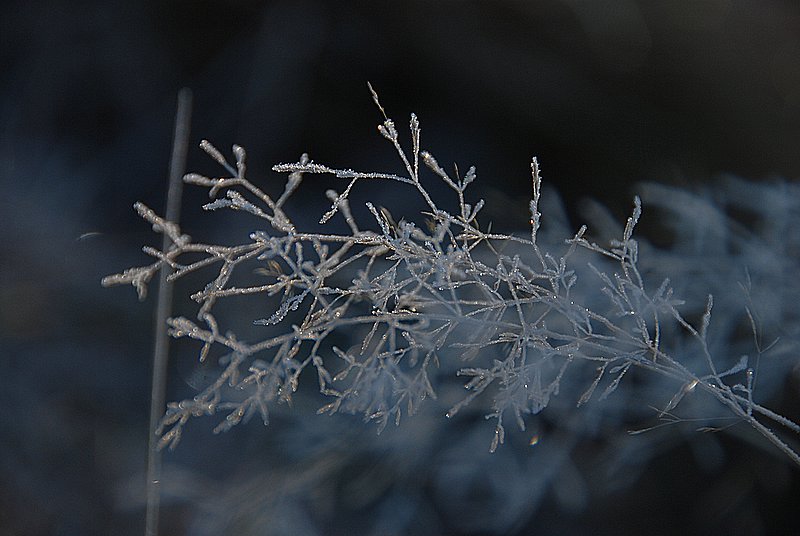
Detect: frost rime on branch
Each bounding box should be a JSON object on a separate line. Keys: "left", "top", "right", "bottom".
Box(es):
{"left": 104, "top": 90, "right": 800, "bottom": 464}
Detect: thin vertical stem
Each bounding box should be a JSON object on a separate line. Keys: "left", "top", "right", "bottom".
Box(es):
{"left": 145, "top": 88, "right": 192, "bottom": 536}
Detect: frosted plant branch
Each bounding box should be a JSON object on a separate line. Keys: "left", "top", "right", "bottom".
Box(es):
{"left": 104, "top": 90, "right": 800, "bottom": 466}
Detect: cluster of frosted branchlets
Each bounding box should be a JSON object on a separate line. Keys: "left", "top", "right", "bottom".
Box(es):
{"left": 103, "top": 89, "right": 800, "bottom": 465}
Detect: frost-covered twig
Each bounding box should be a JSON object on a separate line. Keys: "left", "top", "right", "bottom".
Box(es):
{"left": 104, "top": 88, "right": 800, "bottom": 468}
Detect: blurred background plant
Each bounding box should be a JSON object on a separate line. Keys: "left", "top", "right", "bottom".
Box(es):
{"left": 3, "top": 1, "right": 800, "bottom": 534}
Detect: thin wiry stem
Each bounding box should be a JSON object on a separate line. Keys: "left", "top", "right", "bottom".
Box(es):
{"left": 145, "top": 88, "right": 192, "bottom": 536}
